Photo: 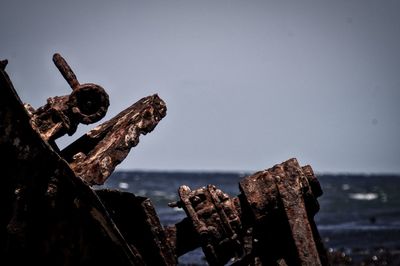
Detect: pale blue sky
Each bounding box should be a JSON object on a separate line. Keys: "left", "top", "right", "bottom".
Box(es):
{"left": 1, "top": 0, "right": 399, "bottom": 173}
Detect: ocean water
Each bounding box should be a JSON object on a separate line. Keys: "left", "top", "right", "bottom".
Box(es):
{"left": 99, "top": 171, "right": 400, "bottom": 264}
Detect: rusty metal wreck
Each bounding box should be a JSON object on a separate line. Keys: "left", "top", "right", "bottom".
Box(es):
{"left": 0, "top": 54, "right": 328, "bottom": 265}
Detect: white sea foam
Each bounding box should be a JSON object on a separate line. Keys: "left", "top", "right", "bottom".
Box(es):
{"left": 118, "top": 182, "right": 129, "bottom": 189}
{"left": 349, "top": 192, "right": 378, "bottom": 201}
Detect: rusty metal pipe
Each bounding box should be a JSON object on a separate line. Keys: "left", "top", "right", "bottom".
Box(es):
{"left": 53, "top": 53, "right": 80, "bottom": 90}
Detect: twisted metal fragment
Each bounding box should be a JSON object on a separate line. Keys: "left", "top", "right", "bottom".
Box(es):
{"left": 62, "top": 94, "right": 167, "bottom": 185}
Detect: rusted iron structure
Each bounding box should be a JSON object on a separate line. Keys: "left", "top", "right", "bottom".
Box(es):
{"left": 165, "top": 159, "right": 328, "bottom": 265}
{"left": 0, "top": 54, "right": 328, "bottom": 265}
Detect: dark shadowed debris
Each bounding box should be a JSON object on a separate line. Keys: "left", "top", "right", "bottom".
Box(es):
{"left": 0, "top": 58, "right": 145, "bottom": 266}
{"left": 0, "top": 54, "right": 166, "bottom": 266}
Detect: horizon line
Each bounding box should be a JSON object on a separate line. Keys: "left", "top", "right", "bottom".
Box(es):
{"left": 113, "top": 168, "right": 400, "bottom": 176}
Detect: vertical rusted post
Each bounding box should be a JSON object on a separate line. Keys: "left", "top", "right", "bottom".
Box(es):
{"left": 271, "top": 159, "right": 322, "bottom": 265}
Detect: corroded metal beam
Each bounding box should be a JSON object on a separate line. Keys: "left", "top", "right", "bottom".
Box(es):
{"left": 269, "top": 160, "right": 322, "bottom": 265}
{"left": 61, "top": 94, "right": 167, "bottom": 185}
